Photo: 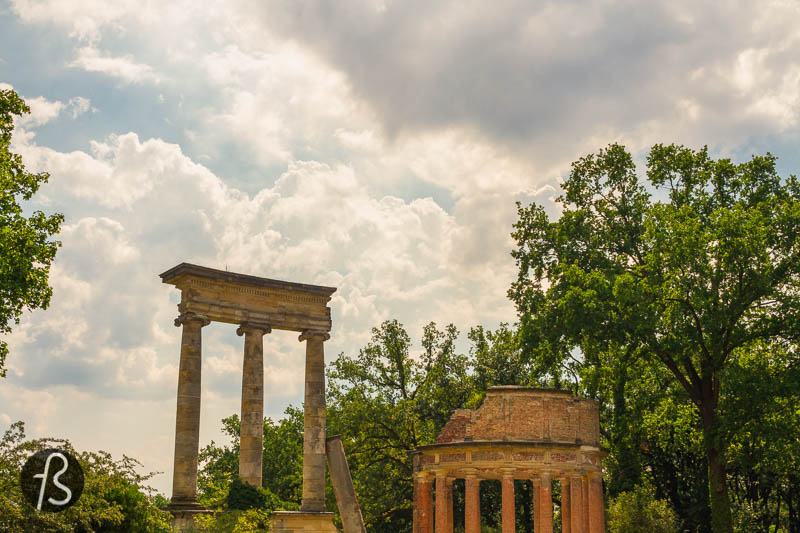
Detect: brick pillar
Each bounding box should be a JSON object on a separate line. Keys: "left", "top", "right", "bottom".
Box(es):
{"left": 582, "top": 475, "right": 589, "bottom": 533}
{"left": 236, "top": 322, "right": 270, "bottom": 488}
{"left": 533, "top": 479, "right": 541, "bottom": 533}
{"left": 445, "top": 477, "right": 454, "bottom": 533}
{"left": 539, "top": 474, "right": 553, "bottom": 533}
{"left": 570, "top": 475, "right": 583, "bottom": 533}
{"left": 561, "top": 478, "right": 571, "bottom": 533}
{"left": 414, "top": 474, "right": 433, "bottom": 533}
{"left": 170, "top": 312, "right": 209, "bottom": 506}
{"left": 465, "top": 474, "right": 480, "bottom": 533}
{"left": 299, "top": 329, "right": 330, "bottom": 512}
{"left": 427, "top": 477, "right": 435, "bottom": 533}
{"left": 501, "top": 469, "right": 515, "bottom": 533}
{"left": 587, "top": 473, "right": 605, "bottom": 533}
{"left": 436, "top": 472, "right": 448, "bottom": 533}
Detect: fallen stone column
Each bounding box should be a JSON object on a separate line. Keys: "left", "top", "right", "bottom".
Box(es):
{"left": 326, "top": 435, "right": 366, "bottom": 533}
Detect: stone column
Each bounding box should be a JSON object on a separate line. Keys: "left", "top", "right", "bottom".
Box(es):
{"left": 501, "top": 469, "right": 515, "bottom": 533}
{"left": 426, "top": 476, "right": 435, "bottom": 533}
{"left": 587, "top": 473, "right": 605, "bottom": 533}
{"left": 171, "top": 311, "right": 210, "bottom": 506}
{"left": 327, "top": 436, "right": 366, "bottom": 533}
{"left": 533, "top": 478, "right": 541, "bottom": 533}
{"left": 237, "top": 322, "right": 270, "bottom": 487}
{"left": 570, "top": 475, "right": 583, "bottom": 533}
{"left": 561, "top": 478, "right": 571, "bottom": 533}
{"left": 435, "top": 472, "right": 449, "bottom": 533}
{"left": 445, "top": 477, "right": 454, "bottom": 533}
{"left": 299, "top": 329, "right": 330, "bottom": 512}
{"left": 539, "top": 474, "right": 553, "bottom": 533}
{"left": 582, "top": 475, "right": 589, "bottom": 533}
{"left": 465, "top": 472, "right": 480, "bottom": 533}
{"left": 414, "top": 473, "right": 434, "bottom": 533}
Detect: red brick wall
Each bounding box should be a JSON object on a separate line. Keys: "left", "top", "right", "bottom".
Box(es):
{"left": 436, "top": 388, "right": 600, "bottom": 446}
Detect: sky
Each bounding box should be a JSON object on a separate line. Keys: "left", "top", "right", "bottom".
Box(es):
{"left": 1, "top": 0, "right": 799, "bottom": 497}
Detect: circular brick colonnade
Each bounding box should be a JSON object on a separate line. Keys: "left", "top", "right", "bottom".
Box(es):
{"left": 411, "top": 387, "right": 606, "bottom": 533}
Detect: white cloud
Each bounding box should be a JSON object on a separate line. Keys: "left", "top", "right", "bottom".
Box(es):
{"left": 67, "top": 96, "right": 93, "bottom": 118}
{"left": 16, "top": 96, "right": 63, "bottom": 127}
{"left": 69, "top": 46, "right": 159, "bottom": 84}
{"left": 11, "top": 0, "right": 141, "bottom": 42}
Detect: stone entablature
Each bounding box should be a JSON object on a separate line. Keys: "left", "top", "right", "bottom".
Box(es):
{"left": 411, "top": 386, "right": 607, "bottom": 533}
{"left": 415, "top": 441, "right": 603, "bottom": 479}
{"left": 160, "top": 263, "right": 335, "bottom": 332}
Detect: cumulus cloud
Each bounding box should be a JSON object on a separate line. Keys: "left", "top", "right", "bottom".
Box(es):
{"left": 5, "top": 106, "right": 526, "bottom": 489}
{"left": 69, "top": 46, "right": 159, "bottom": 83}
{"left": 252, "top": 0, "right": 800, "bottom": 158}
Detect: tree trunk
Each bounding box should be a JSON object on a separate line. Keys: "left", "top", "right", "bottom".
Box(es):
{"left": 701, "top": 406, "right": 733, "bottom": 533}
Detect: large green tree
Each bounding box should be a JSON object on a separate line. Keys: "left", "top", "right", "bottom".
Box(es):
{"left": 509, "top": 143, "right": 800, "bottom": 533}
{"left": 0, "top": 88, "right": 64, "bottom": 377}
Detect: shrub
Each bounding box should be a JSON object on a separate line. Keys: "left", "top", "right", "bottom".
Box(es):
{"left": 607, "top": 484, "right": 679, "bottom": 533}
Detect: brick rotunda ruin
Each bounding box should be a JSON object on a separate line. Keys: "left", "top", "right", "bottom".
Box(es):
{"left": 411, "top": 386, "right": 606, "bottom": 533}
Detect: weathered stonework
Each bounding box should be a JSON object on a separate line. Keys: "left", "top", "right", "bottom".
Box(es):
{"left": 161, "top": 263, "right": 337, "bottom": 532}
{"left": 412, "top": 386, "right": 607, "bottom": 533}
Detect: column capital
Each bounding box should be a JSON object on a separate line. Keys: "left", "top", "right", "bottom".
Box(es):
{"left": 463, "top": 467, "right": 478, "bottom": 479}
{"left": 298, "top": 329, "right": 330, "bottom": 342}
{"left": 500, "top": 467, "right": 516, "bottom": 478}
{"left": 174, "top": 312, "right": 210, "bottom": 328}
{"left": 236, "top": 322, "right": 272, "bottom": 336}
{"left": 585, "top": 470, "right": 603, "bottom": 480}
{"left": 433, "top": 468, "right": 449, "bottom": 479}
{"left": 414, "top": 471, "right": 433, "bottom": 482}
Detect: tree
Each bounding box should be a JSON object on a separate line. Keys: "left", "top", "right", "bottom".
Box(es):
{"left": 0, "top": 88, "right": 64, "bottom": 377}
{"left": 326, "top": 319, "right": 473, "bottom": 532}
{"left": 0, "top": 421, "right": 172, "bottom": 532}
{"left": 509, "top": 143, "right": 800, "bottom": 533}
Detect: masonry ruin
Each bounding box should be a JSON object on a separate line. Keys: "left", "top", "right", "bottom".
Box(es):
{"left": 161, "top": 263, "right": 340, "bottom": 532}
{"left": 411, "top": 386, "right": 606, "bottom": 533}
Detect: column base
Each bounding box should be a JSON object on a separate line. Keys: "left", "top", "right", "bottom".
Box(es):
{"left": 168, "top": 506, "right": 214, "bottom": 532}
{"left": 168, "top": 498, "right": 206, "bottom": 511}
{"left": 271, "top": 511, "right": 338, "bottom": 532}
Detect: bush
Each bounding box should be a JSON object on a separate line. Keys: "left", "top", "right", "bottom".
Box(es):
{"left": 0, "top": 421, "right": 172, "bottom": 533}
{"left": 225, "top": 478, "right": 284, "bottom": 512}
{"left": 607, "top": 484, "right": 679, "bottom": 533}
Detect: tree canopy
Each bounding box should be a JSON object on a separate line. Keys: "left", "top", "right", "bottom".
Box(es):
{"left": 509, "top": 143, "right": 800, "bottom": 533}
{"left": 0, "top": 88, "right": 64, "bottom": 377}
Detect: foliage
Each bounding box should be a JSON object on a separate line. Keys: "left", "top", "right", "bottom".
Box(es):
{"left": 326, "top": 319, "right": 473, "bottom": 532}
{"left": 190, "top": 509, "right": 272, "bottom": 533}
{"left": 607, "top": 484, "right": 680, "bottom": 533}
{"left": 197, "top": 412, "right": 301, "bottom": 513}
{"left": 0, "top": 421, "right": 172, "bottom": 533}
{"left": 510, "top": 143, "right": 800, "bottom": 532}
{"left": 723, "top": 341, "right": 800, "bottom": 531}
{"left": 0, "top": 88, "right": 64, "bottom": 377}
{"left": 225, "top": 478, "right": 283, "bottom": 511}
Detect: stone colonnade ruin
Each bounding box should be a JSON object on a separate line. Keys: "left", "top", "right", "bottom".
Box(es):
{"left": 411, "top": 386, "right": 606, "bottom": 533}
{"left": 161, "top": 263, "right": 338, "bottom": 532}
